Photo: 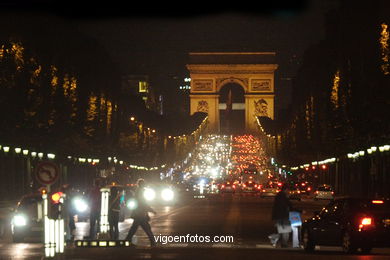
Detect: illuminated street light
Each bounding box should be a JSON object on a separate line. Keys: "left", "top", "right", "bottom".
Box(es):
{"left": 31, "top": 152, "right": 37, "bottom": 157}
{"left": 22, "top": 149, "right": 29, "bottom": 155}
{"left": 130, "top": 116, "right": 135, "bottom": 121}
{"left": 47, "top": 153, "right": 55, "bottom": 159}
{"left": 3, "top": 146, "right": 10, "bottom": 153}
{"left": 15, "top": 148, "right": 22, "bottom": 154}
{"left": 38, "top": 152, "right": 44, "bottom": 159}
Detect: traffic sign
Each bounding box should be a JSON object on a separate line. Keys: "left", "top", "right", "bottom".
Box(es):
{"left": 35, "top": 161, "right": 60, "bottom": 185}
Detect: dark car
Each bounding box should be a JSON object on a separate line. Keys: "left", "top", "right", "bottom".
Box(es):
{"left": 219, "top": 181, "right": 236, "bottom": 193}
{"left": 288, "top": 187, "right": 302, "bottom": 201}
{"left": 301, "top": 197, "right": 390, "bottom": 254}
{"left": 241, "top": 181, "right": 259, "bottom": 193}
{"left": 11, "top": 193, "right": 44, "bottom": 242}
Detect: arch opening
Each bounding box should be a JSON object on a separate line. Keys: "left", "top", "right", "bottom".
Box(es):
{"left": 219, "top": 83, "right": 245, "bottom": 134}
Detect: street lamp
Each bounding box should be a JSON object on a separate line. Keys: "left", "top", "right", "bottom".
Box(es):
{"left": 3, "top": 146, "right": 10, "bottom": 153}
{"left": 15, "top": 148, "right": 22, "bottom": 154}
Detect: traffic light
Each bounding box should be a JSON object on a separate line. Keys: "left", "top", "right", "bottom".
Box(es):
{"left": 49, "top": 191, "right": 63, "bottom": 219}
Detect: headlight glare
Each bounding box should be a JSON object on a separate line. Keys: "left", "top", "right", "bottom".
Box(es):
{"left": 161, "top": 188, "right": 174, "bottom": 201}
{"left": 143, "top": 188, "right": 156, "bottom": 201}
{"left": 13, "top": 215, "right": 27, "bottom": 226}
{"left": 73, "top": 198, "right": 88, "bottom": 213}
{"left": 127, "top": 199, "right": 137, "bottom": 209}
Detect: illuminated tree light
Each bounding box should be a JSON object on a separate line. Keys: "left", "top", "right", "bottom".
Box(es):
{"left": 380, "top": 23, "right": 390, "bottom": 75}
{"left": 331, "top": 70, "right": 340, "bottom": 109}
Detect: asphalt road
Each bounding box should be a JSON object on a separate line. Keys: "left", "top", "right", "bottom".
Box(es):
{"left": 1, "top": 193, "right": 390, "bottom": 259}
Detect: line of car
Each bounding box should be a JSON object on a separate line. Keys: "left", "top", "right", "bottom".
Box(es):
{"left": 4, "top": 182, "right": 178, "bottom": 243}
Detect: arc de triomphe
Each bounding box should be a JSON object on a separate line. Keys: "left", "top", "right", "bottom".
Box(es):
{"left": 186, "top": 52, "right": 278, "bottom": 133}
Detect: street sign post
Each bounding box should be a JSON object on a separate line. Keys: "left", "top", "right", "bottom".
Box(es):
{"left": 37, "top": 162, "right": 64, "bottom": 258}
{"left": 35, "top": 161, "right": 60, "bottom": 187}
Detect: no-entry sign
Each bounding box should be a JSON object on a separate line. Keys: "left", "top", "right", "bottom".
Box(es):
{"left": 35, "top": 161, "right": 60, "bottom": 185}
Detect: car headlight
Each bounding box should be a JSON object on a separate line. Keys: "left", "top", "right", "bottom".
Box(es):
{"left": 161, "top": 188, "right": 174, "bottom": 201}
{"left": 13, "top": 214, "right": 27, "bottom": 226}
{"left": 73, "top": 198, "right": 88, "bottom": 213}
{"left": 143, "top": 188, "right": 156, "bottom": 201}
{"left": 127, "top": 198, "right": 137, "bottom": 210}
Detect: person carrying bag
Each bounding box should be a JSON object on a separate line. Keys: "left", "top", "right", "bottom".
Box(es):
{"left": 271, "top": 184, "right": 292, "bottom": 248}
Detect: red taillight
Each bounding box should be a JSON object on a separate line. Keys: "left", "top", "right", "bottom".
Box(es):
{"left": 372, "top": 200, "right": 384, "bottom": 204}
{"left": 331, "top": 191, "right": 334, "bottom": 195}
{"left": 359, "top": 217, "right": 373, "bottom": 229}
{"left": 221, "top": 185, "right": 225, "bottom": 188}
{"left": 233, "top": 185, "right": 236, "bottom": 189}
{"left": 243, "top": 184, "right": 246, "bottom": 187}
{"left": 262, "top": 189, "right": 266, "bottom": 192}
{"left": 361, "top": 218, "right": 372, "bottom": 225}
{"left": 316, "top": 191, "right": 319, "bottom": 194}
{"left": 307, "top": 187, "right": 311, "bottom": 191}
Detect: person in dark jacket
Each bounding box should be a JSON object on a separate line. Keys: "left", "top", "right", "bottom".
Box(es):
{"left": 87, "top": 178, "right": 102, "bottom": 239}
{"left": 125, "top": 179, "right": 157, "bottom": 247}
{"left": 109, "top": 186, "right": 121, "bottom": 240}
{"left": 271, "top": 184, "right": 292, "bottom": 247}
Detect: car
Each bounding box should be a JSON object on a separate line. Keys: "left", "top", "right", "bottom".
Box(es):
{"left": 11, "top": 193, "right": 44, "bottom": 242}
{"left": 219, "top": 181, "right": 236, "bottom": 193}
{"left": 141, "top": 182, "right": 178, "bottom": 205}
{"left": 314, "top": 185, "right": 334, "bottom": 200}
{"left": 288, "top": 187, "right": 302, "bottom": 201}
{"left": 241, "top": 181, "right": 260, "bottom": 193}
{"left": 260, "top": 185, "right": 279, "bottom": 197}
{"left": 301, "top": 197, "right": 390, "bottom": 254}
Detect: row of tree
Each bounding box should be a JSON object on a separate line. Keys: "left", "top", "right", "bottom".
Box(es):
{"left": 277, "top": 0, "right": 390, "bottom": 165}
{"left": 0, "top": 12, "right": 208, "bottom": 166}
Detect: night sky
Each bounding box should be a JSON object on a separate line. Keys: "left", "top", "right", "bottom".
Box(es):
{"left": 2, "top": 1, "right": 333, "bottom": 114}
{"left": 73, "top": 1, "right": 331, "bottom": 112}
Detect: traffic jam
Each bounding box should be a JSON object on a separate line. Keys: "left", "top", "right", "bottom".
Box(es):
{"left": 1, "top": 134, "right": 390, "bottom": 257}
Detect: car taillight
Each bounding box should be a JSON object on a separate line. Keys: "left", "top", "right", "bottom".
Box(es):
{"left": 372, "top": 200, "right": 384, "bottom": 204}
{"left": 359, "top": 217, "right": 374, "bottom": 230}
{"left": 243, "top": 184, "right": 246, "bottom": 187}
{"left": 221, "top": 185, "right": 225, "bottom": 188}
{"left": 331, "top": 191, "right": 334, "bottom": 195}
{"left": 316, "top": 191, "right": 319, "bottom": 194}
{"left": 233, "top": 185, "right": 236, "bottom": 189}
{"left": 307, "top": 187, "right": 311, "bottom": 191}
{"left": 297, "top": 190, "right": 300, "bottom": 194}
{"left": 262, "top": 189, "right": 266, "bottom": 192}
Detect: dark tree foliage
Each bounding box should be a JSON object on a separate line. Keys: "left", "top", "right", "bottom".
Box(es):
{"left": 278, "top": 0, "right": 390, "bottom": 165}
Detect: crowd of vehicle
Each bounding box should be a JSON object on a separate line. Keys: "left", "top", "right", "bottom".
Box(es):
{"left": 2, "top": 133, "right": 389, "bottom": 254}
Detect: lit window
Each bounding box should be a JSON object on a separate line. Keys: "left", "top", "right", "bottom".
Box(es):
{"left": 139, "top": 81, "right": 147, "bottom": 93}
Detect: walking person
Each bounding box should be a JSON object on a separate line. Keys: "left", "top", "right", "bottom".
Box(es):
{"left": 271, "top": 184, "right": 292, "bottom": 248}
{"left": 61, "top": 184, "right": 76, "bottom": 241}
{"left": 125, "top": 178, "right": 157, "bottom": 247}
{"left": 108, "top": 186, "right": 121, "bottom": 240}
{"left": 87, "top": 178, "right": 102, "bottom": 239}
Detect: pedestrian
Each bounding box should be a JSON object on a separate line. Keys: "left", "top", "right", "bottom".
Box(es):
{"left": 87, "top": 178, "right": 102, "bottom": 239}
{"left": 108, "top": 186, "right": 121, "bottom": 240}
{"left": 271, "top": 184, "right": 292, "bottom": 248}
{"left": 125, "top": 178, "right": 157, "bottom": 247}
{"left": 61, "top": 184, "right": 76, "bottom": 241}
